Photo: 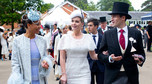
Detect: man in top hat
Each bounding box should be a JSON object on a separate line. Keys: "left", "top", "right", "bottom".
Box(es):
{"left": 98, "top": 2, "right": 145, "bottom": 84}
{"left": 98, "top": 16, "right": 113, "bottom": 34}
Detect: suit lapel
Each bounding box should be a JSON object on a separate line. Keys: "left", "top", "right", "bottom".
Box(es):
{"left": 111, "top": 28, "right": 122, "bottom": 55}
{"left": 124, "top": 27, "right": 133, "bottom": 55}
{"left": 97, "top": 32, "right": 102, "bottom": 50}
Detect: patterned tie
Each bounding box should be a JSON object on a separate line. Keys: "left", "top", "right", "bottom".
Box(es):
{"left": 92, "top": 35, "right": 96, "bottom": 44}
{"left": 119, "top": 29, "right": 125, "bottom": 50}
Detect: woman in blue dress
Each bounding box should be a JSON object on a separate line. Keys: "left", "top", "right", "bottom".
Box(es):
{"left": 8, "top": 7, "right": 52, "bottom": 84}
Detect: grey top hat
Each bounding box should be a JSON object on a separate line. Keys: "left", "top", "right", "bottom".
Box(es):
{"left": 108, "top": 2, "right": 132, "bottom": 19}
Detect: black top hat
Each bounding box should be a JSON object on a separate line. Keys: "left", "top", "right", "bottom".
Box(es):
{"left": 108, "top": 2, "right": 132, "bottom": 19}
{"left": 99, "top": 17, "right": 106, "bottom": 22}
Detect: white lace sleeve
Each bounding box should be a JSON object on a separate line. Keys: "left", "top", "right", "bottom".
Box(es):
{"left": 87, "top": 34, "right": 96, "bottom": 51}
{"left": 57, "top": 34, "right": 68, "bottom": 50}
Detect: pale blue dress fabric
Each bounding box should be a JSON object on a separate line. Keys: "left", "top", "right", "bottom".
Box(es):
{"left": 30, "top": 38, "right": 40, "bottom": 84}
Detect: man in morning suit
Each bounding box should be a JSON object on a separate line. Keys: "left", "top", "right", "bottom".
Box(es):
{"left": 87, "top": 18, "right": 105, "bottom": 84}
{"left": 98, "top": 2, "right": 145, "bottom": 84}
{"left": 146, "top": 21, "right": 152, "bottom": 52}
{"left": 98, "top": 17, "right": 113, "bottom": 35}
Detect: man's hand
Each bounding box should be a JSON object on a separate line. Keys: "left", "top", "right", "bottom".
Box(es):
{"left": 102, "top": 51, "right": 109, "bottom": 55}
{"left": 133, "top": 57, "right": 143, "bottom": 65}
{"left": 132, "top": 54, "right": 143, "bottom": 65}
{"left": 111, "top": 54, "right": 122, "bottom": 61}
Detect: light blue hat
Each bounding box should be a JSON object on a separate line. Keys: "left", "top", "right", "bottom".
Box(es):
{"left": 27, "top": 8, "right": 41, "bottom": 21}
{"left": 22, "top": 5, "right": 41, "bottom": 22}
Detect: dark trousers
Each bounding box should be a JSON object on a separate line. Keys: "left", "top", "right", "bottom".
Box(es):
{"left": 112, "top": 72, "right": 130, "bottom": 84}
{"left": 144, "top": 34, "right": 148, "bottom": 48}
{"left": 91, "top": 69, "right": 104, "bottom": 84}
{"left": 147, "top": 37, "right": 152, "bottom": 51}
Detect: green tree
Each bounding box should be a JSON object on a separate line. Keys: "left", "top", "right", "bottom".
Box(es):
{"left": 85, "top": 1, "right": 99, "bottom": 11}
{"left": 97, "top": 0, "right": 134, "bottom": 11}
{"left": 141, "top": 0, "right": 152, "bottom": 11}
{"left": 0, "top": 0, "right": 54, "bottom": 30}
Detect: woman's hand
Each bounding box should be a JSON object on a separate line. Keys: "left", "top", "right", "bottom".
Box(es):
{"left": 53, "top": 59, "right": 57, "bottom": 64}
{"left": 60, "top": 73, "right": 67, "bottom": 84}
{"left": 148, "top": 35, "right": 150, "bottom": 39}
{"left": 41, "top": 60, "right": 49, "bottom": 69}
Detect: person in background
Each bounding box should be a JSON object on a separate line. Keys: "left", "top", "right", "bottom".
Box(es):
{"left": 81, "top": 26, "right": 87, "bottom": 34}
{"left": 50, "top": 22, "right": 59, "bottom": 58}
{"left": 54, "top": 23, "right": 68, "bottom": 81}
{"left": 7, "top": 32, "right": 14, "bottom": 60}
{"left": 143, "top": 26, "right": 148, "bottom": 48}
{"left": 87, "top": 18, "right": 105, "bottom": 84}
{"left": 98, "top": 16, "right": 113, "bottom": 35}
{"left": 8, "top": 7, "right": 52, "bottom": 84}
{"left": 1, "top": 30, "right": 9, "bottom": 61}
{"left": 135, "top": 24, "right": 144, "bottom": 43}
{"left": 67, "top": 25, "right": 73, "bottom": 34}
{"left": 98, "top": 2, "right": 145, "bottom": 84}
{"left": 146, "top": 21, "right": 152, "bottom": 52}
{"left": 0, "top": 26, "right": 4, "bottom": 60}
{"left": 16, "top": 24, "right": 26, "bottom": 36}
{"left": 43, "top": 24, "right": 52, "bottom": 55}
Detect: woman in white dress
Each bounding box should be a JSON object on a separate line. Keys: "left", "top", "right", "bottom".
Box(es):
{"left": 58, "top": 10, "right": 98, "bottom": 84}
{"left": 1, "top": 30, "right": 9, "bottom": 61}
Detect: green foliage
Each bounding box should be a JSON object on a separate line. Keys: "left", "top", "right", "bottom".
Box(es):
{"left": 85, "top": 1, "right": 99, "bottom": 11}
{"left": 41, "top": 3, "right": 54, "bottom": 13}
{"left": 0, "top": 0, "right": 25, "bottom": 26}
{"left": 97, "top": 0, "right": 134, "bottom": 11}
{"left": 66, "top": 0, "right": 98, "bottom": 11}
{"left": 0, "top": 0, "right": 54, "bottom": 29}
{"left": 141, "top": 0, "right": 152, "bottom": 11}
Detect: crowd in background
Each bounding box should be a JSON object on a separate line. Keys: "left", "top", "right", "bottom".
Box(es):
{"left": 0, "top": 2, "right": 151, "bottom": 84}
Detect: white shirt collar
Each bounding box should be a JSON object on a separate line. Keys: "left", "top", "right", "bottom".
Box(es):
{"left": 102, "top": 26, "right": 108, "bottom": 32}
{"left": 117, "top": 26, "right": 128, "bottom": 33}
{"left": 91, "top": 32, "right": 98, "bottom": 36}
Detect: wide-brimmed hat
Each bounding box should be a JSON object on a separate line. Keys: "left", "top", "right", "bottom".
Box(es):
{"left": 99, "top": 17, "right": 106, "bottom": 22}
{"left": 108, "top": 2, "right": 132, "bottom": 19}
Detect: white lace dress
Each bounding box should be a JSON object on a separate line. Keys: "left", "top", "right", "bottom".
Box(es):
{"left": 1, "top": 32, "right": 8, "bottom": 55}
{"left": 58, "top": 34, "right": 96, "bottom": 84}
